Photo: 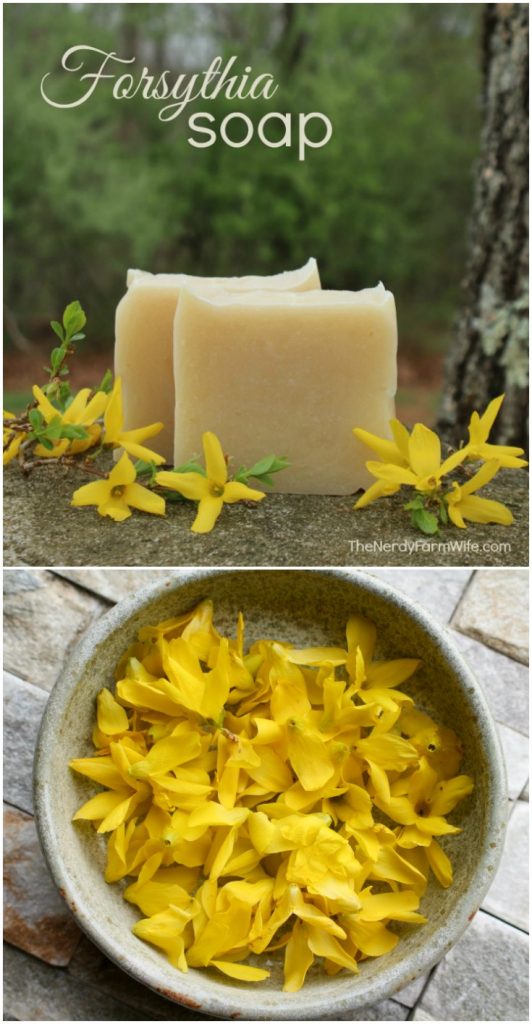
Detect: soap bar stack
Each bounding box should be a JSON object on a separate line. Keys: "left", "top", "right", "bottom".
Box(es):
{"left": 115, "top": 260, "right": 397, "bottom": 495}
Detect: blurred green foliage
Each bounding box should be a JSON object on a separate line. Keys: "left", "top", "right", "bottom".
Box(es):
{"left": 4, "top": 3, "right": 481, "bottom": 352}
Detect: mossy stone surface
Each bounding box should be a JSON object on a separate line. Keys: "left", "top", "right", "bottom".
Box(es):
{"left": 4, "top": 463, "right": 528, "bottom": 568}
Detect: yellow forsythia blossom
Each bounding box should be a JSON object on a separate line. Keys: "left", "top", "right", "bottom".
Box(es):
{"left": 70, "top": 600, "right": 473, "bottom": 991}
{"left": 156, "top": 432, "right": 265, "bottom": 533}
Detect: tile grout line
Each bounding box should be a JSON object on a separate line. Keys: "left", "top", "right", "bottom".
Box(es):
{"left": 50, "top": 569, "right": 116, "bottom": 608}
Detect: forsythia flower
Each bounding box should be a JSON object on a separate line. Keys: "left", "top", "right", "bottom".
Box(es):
{"left": 156, "top": 431, "right": 265, "bottom": 533}
{"left": 103, "top": 377, "right": 165, "bottom": 464}
{"left": 71, "top": 451, "right": 165, "bottom": 522}
{"left": 70, "top": 602, "right": 473, "bottom": 991}
{"left": 466, "top": 394, "right": 528, "bottom": 468}
{"left": 444, "top": 461, "right": 513, "bottom": 528}
{"left": 361, "top": 423, "right": 468, "bottom": 498}
{"left": 3, "top": 411, "right": 26, "bottom": 464}
{"left": 32, "top": 384, "right": 108, "bottom": 457}
{"left": 353, "top": 394, "right": 526, "bottom": 532}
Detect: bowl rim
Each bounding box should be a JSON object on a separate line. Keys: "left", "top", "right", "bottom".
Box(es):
{"left": 34, "top": 568, "right": 508, "bottom": 1020}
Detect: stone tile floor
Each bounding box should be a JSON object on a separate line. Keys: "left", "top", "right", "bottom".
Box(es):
{"left": 3, "top": 568, "right": 529, "bottom": 1021}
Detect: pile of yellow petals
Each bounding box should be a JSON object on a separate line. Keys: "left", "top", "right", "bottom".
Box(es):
{"left": 27, "top": 377, "right": 164, "bottom": 465}
{"left": 353, "top": 394, "right": 527, "bottom": 528}
{"left": 70, "top": 600, "right": 473, "bottom": 992}
{"left": 32, "top": 385, "right": 109, "bottom": 458}
{"left": 3, "top": 410, "right": 26, "bottom": 465}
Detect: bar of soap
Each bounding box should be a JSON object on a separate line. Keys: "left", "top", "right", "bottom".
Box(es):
{"left": 173, "top": 284, "right": 397, "bottom": 495}
{"left": 115, "top": 260, "right": 321, "bottom": 463}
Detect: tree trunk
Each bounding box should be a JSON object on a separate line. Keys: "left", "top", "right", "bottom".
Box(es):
{"left": 438, "top": 3, "right": 529, "bottom": 447}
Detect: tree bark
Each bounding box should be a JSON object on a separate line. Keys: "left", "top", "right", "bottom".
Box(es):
{"left": 438, "top": 3, "right": 529, "bottom": 447}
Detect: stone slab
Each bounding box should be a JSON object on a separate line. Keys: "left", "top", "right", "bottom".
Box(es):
{"left": 452, "top": 569, "right": 529, "bottom": 664}
{"left": 3, "top": 943, "right": 159, "bottom": 1021}
{"left": 3, "top": 570, "right": 106, "bottom": 692}
{"left": 53, "top": 568, "right": 181, "bottom": 604}
{"left": 4, "top": 463, "right": 528, "bottom": 568}
{"left": 482, "top": 800, "right": 529, "bottom": 932}
{"left": 68, "top": 937, "right": 212, "bottom": 1021}
{"left": 3, "top": 671, "right": 48, "bottom": 815}
{"left": 391, "top": 970, "right": 431, "bottom": 1009}
{"left": 496, "top": 723, "right": 529, "bottom": 801}
{"left": 450, "top": 630, "right": 529, "bottom": 735}
{"left": 417, "top": 911, "right": 529, "bottom": 1021}
{"left": 3, "top": 804, "right": 82, "bottom": 966}
{"left": 369, "top": 570, "right": 471, "bottom": 624}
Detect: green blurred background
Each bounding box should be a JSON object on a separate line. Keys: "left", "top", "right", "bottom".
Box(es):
{"left": 4, "top": 3, "right": 482, "bottom": 421}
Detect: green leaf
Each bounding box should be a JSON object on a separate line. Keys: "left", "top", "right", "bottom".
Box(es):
{"left": 50, "top": 347, "right": 64, "bottom": 372}
{"left": 43, "top": 415, "right": 63, "bottom": 440}
{"left": 97, "top": 369, "right": 114, "bottom": 394}
{"left": 60, "top": 424, "right": 89, "bottom": 440}
{"left": 235, "top": 454, "right": 289, "bottom": 486}
{"left": 57, "top": 382, "right": 72, "bottom": 411}
{"left": 69, "top": 332, "right": 85, "bottom": 342}
{"left": 62, "top": 300, "right": 87, "bottom": 341}
{"left": 38, "top": 436, "right": 54, "bottom": 451}
{"left": 244, "top": 455, "right": 278, "bottom": 476}
{"left": 404, "top": 495, "right": 424, "bottom": 511}
{"left": 50, "top": 320, "right": 64, "bottom": 342}
{"left": 411, "top": 507, "right": 439, "bottom": 535}
{"left": 28, "top": 408, "right": 44, "bottom": 430}
{"left": 173, "top": 460, "right": 206, "bottom": 475}
{"left": 134, "top": 459, "right": 158, "bottom": 481}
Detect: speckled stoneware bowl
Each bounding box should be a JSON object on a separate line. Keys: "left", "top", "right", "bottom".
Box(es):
{"left": 34, "top": 569, "right": 507, "bottom": 1021}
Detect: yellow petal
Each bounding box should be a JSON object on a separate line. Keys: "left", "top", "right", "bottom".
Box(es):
{"left": 305, "top": 924, "right": 358, "bottom": 974}
{"left": 97, "top": 688, "right": 129, "bottom": 735}
{"left": 283, "top": 921, "right": 314, "bottom": 992}
{"left": 103, "top": 377, "right": 124, "bottom": 442}
{"left": 125, "top": 482, "right": 165, "bottom": 516}
{"left": 130, "top": 732, "right": 202, "bottom": 778}
{"left": 286, "top": 721, "right": 335, "bottom": 792}
{"left": 458, "top": 495, "right": 513, "bottom": 526}
{"left": 345, "top": 918, "right": 398, "bottom": 957}
{"left": 98, "top": 498, "right": 132, "bottom": 522}
{"left": 408, "top": 423, "right": 441, "bottom": 478}
{"left": 118, "top": 439, "right": 166, "bottom": 464}
{"left": 358, "top": 889, "right": 426, "bottom": 923}
{"left": 426, "top": 838, "right": 453, "bottom": 887}
{"left": 73, "top": 789, "right": 128, "bottom": 822}
{"left": 133, "top": 905, "right": 190, "bottom": 971}
{"left": 429, "top": 775, "right": 474, "bottom": 816}
{"left": 155, "top": 470, "right": 209, "bottom": 500}
{"left": 191, "top": 496, "right": 224, "bottom": 533}
{"left": 353, "top": 427, "right": 405, "bottom": 465}
{"left": 211, "top": 960, "right": 269, "bottom": 982}
{"left": 109, "top": 451, "right": 137, "bottom": 487}
{"left": 32, "top": 385, "right": 58, "bottom": 423}
{"left": 71, "top": 479, "right": 111, "bottom": 508}
{"left": 366, "top": 658, "right": 421, "bottom": 689}
{"left": 69, "top": 756, "right": 125, "bottom": 790}
{"left": 354, "top": 479, "right": 401, "bottom": 509}
{"left": 474, "top": 393, "right": 505, "bottom": 443}
{"left": 203, "top": 431, "right": 228, "bottom": 485}
{"left": 223, "top": 481, "right": 266, "bottom": 504}
{"left": 365, "top": 461, "right": 417, "bottom": 486}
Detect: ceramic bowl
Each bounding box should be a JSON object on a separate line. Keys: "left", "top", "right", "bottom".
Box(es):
{"left": 34, "top": 569, "right": 507, "bottom": 1020}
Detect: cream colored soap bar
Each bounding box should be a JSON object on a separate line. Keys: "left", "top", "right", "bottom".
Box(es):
{"left": 115, "top": 260, "right": 320, "bottom": 463}
{"left": 173, "top": 284, "right": 397, "bottom": 495}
